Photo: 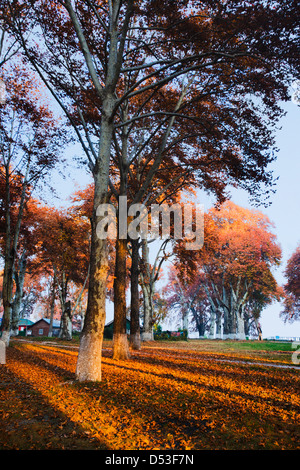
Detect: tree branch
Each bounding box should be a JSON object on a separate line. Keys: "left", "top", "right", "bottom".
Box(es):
{"left": 61, "top": 0, "right": 104, "bottom": 99}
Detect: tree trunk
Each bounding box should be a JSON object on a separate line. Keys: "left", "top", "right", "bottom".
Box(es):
{"left": 59, "top": 300, "right": 72, "bottom": 341}
{"left": 10, "top": 252, "right": 27, "bottom": 337}
{"left": 223, "top": 307, "right": 236, "bottom": 339}
{"left": 198, "top": 319, "right": 206, "bottom": 337}
{"left": 141, "top": 282, "right": 154, "bottom": 341}
{"left": 182, "top": 310, "right": 189, "bottom": 333}
{"left": 244, "top": 312, "right": 251, "bottom": 338}
{"left": 190, "top": 305, "right": 204, "bottom": 338}
{"left": 236, "top": 305, "right": 246, "bottom": 340}
{"left": 1, "top": 250, "right": 14, "bottom": 346}
{"left": 1, "top": 301, "right": 12, "bottom": 347}
{"left": 48, "top": 278, "right": 56, "bottom": 338}
{"left": 215, "top": 310, "right": 222, "bottom": 338}
{"left": 56, "top": 271, "right": 72, "bottom": 341}
{"left": 75, "top": 226, "right": 108, "bottom": 381}
{"left": 208, "top": 306, "right": 216, "bottom": 338}
{"left": 75, "top": 111, "right": 113, "bottom": 381}
{"left": 1, "top": 172, "right": 14, "bottom": 346}
{"left": 141, "top": 240, "right": 154, "bottom": 341}
{"left": 130, "top": 238, "right": 141, "bottom": 350}
{"left": 1, "top": 162, "right": 29, "bottom": 346}
{"left": 113, "top": 235, "right": 130, "bottom": 360}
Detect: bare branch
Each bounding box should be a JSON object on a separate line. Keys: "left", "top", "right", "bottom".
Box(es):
{"left": 61, "top": 0, "right": 104, "bottom": 99}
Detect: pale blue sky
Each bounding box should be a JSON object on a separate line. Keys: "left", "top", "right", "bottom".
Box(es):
{"left": 243, "top": 100, "right": 300, "bottom": 338}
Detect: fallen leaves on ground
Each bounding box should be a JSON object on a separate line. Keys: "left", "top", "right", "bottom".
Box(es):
{"left": 0, "top": 340, "right": 299, "bottom": 450}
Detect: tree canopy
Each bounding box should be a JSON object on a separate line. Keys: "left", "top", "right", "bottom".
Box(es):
{"left": 171, "top": 201, "right": 283, "bottom": 339}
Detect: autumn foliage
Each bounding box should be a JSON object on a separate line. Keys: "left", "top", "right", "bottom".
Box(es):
{"left": 170, "top": 201, "right": 283, "bottom": 338}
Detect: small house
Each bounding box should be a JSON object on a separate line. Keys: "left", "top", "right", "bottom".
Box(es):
{"left": 18, "top": 318, "right": 34, "bottom": 336}
{"left": 27, "top": 318, "right": 61, "bottom": 337}
{"left": 104, "top": 318, "right": 131, "bottom": 339}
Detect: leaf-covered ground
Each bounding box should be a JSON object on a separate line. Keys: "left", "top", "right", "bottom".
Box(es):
{"left": 0, "top": 339, "right": 299, "bottom": 450}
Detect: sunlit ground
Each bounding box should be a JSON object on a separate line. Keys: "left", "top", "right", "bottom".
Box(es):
{"left": 0, "top": 339, "right": 299, "bottom": 450}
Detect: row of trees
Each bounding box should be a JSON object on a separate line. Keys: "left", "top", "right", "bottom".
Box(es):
{"left": 0, "top": 40, "right": 66, "bottom": 345}
{"left": 0, "top": 192, "right": 91, "bottom": 337}
{"left": 1, "top": 179, "right": 299, "bottom": 346}
{"left": 0, "top": 0, "right": 299, "bottom": 381}
{"left": 161, "top": 201, "right": 284, "bottom": 339}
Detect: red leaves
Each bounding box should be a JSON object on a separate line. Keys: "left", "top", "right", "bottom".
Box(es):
{"left": 34, "top": 205, "right": 90, "bottom": 286}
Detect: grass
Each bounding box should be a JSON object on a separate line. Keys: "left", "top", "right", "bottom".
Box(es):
{"left": 0, "top": 337, "right": 299, "bottom": 450}
{"left": 144, "top": 338, "right": 298, "bottom": 365}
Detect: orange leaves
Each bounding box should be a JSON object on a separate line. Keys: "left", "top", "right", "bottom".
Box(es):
{"left": 1, "top": 339, "right": 300, "bottom": 450}
{"left": 203, "top": 201, "right": 282, "bottom": 277}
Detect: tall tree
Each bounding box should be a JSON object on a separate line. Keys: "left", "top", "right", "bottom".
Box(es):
{"left": 3, "top": 197, "right": 43, "bottom": 335}
{"left": 35, "top": 205, "right": 90, "bottom": 340}
{"left": 162, "top": 265, "right": 211, "bottom": 338}
{"left": 139, "top": 238, "right": 172, "bottom": 341}
{"left": 174, "top": 201, "right": 283, "bottom": 339}
{"left": 0, "top": 54, "right": 64, "bottom": 344}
